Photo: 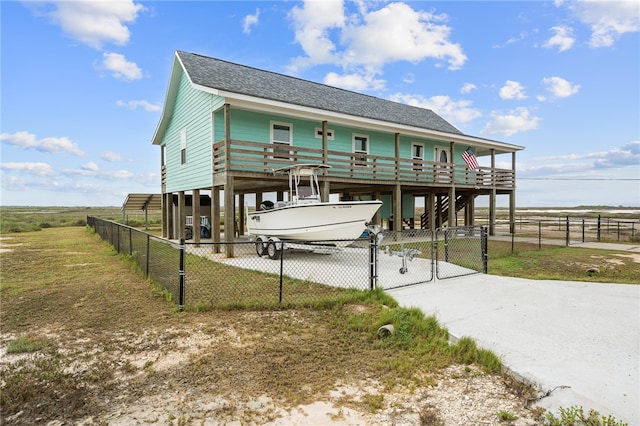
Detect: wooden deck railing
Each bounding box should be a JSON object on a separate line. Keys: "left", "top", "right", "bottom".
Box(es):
{"left": 213, "top": 139, "right": 514, "bottom": 188}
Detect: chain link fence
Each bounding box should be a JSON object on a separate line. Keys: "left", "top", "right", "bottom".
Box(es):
{"left": 87, "top": 216, "right": 180, "bottom": 302}
{"left": 88, "top": 217, "right": 487, "bottom": 310}
{"left": 436, "top": 226, "right": 488, "bottom": 280}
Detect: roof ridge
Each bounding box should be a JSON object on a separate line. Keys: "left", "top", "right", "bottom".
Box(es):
{"left": 176, "top": 50, "right": 438, "bottom": 115}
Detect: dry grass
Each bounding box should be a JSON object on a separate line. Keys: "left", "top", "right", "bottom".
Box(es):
{"left": 1, "top": 227, "right": 510, "bottom": 425}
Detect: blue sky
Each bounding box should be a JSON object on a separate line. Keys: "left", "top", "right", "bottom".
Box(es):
{"left": 1, "top": 0, "right": 639, "bottom": 207}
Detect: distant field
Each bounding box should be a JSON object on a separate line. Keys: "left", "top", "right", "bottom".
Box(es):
{"left": 0, "top": 206, "right": 161, "bottom": 233}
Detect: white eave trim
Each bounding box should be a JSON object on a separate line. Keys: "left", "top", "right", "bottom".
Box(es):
{"left": 189, "top": 83, "right": 524, "bottom": 153}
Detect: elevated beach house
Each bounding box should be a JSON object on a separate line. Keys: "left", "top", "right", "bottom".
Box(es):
{"left": 152, "top": 51, "right": 524, "bottom": 254}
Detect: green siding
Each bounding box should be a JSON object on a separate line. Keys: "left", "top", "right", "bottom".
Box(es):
{"left": 163, "top": 72, "right": 224, "bottom": 193}
{"left": 166, "top": 85, "right": 472, "bottom": 193}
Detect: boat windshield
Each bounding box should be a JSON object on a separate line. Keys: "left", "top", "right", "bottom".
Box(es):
{"left": 291, "top": 167, "right": 321, "bottom": 204}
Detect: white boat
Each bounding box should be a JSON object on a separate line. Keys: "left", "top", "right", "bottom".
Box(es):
{"left": 247, "top": 164, "right": 382, "bottom": 253}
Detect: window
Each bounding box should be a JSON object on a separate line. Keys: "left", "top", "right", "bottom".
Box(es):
{"left": 315, "top": 127, "right": 334, "bottom": 140}
{"left": 270, "top": 121, "right": 292, "bottom": 160}
{"left": 434, "top": 146, "right": 451, "bottom": 182}
{"left": 352, "top": 134, "right": 369, "bottom": 167}
{"left": 180, "top": 128, "right": 187, "bottom": 165}
{"left": 412, "top": 143, "right": 424, "bottom": 172}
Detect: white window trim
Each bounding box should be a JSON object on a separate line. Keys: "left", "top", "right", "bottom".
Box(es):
{"left": 412, "top": 142, "right": 424, "bottom": 161}
{"left": 314, "top": 127, "right": 334, "bottom": 140}
{"left": 352, "top": 133, "right": 369, "bottom": 167}
{"left": 270, "top": 121, "right": 293, "bottom": 160}
{"left": 180, "top": 128, "right": 187, "bottom": 166}
{"left": 412, "top": 142, "right": 424, "bottom": 172}
{"left": 434, "top": 145, "right": 450, "bottom": 163}
{"left": 270, "top": 121, "right": 293, "bottom": 145}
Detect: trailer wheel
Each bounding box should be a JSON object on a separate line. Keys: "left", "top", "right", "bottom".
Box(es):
{"left": 267, "top": 241, "right": 281, "bottom": 260}
{"left": 255, "top": 237, "right": 267, "bottom": 257}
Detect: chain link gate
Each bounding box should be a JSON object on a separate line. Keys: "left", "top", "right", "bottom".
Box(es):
{"left": 373, "top": 226, "right": 487, "bottom": 289}
{"left": 435, "top": 226, "right": 487, "bottom": 280}
{"left": 374, "top": 229, "right": 435, "bottom": 290}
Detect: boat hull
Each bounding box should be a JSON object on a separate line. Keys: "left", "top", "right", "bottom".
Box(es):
{"left": 247, "top": 201, "right": 382, "bottom": 243}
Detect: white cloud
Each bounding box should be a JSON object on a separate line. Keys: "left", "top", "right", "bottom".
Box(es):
{"left": 389, "top": 93, "right": 482, "bottom": 126}
{"left": 101, "top": 151, "right": 123, "bottom": 162}
{"left": 482, "top": 107, "right": 540, "bottom": 136}
{"left": 543, "top": 25, "right": 575, "bottom": 52}
{"left": 499, "top": 80, "right": 527, "bottom": 100}
{"left": 460, "top": 83, "right": 477, "bottom": 94}
{"left": 116, "top": 99, "right": 161, "bottom": 111}
{"left": 0, "top": 162, "right": 55, "bottom": 177}
{"left": 1, "top": 131, "right": 85, "bottom": 156}
{"left": 563, "top": 0, "right": 640, "bottom": 48}
{"left": 289, "top": 0, "right": 346, "bottom": 70}
{"left": 40, "top": 0, "right": 145, "bottom": 49}
{"left": 542, "top": 76, "right": 580, "bottom": 98}
{"left": 340, "top": 3, "right": 467, "bottom": 70}
{"left": 101, "top": 52, "right": 142, "bottom": 81}
{"left": 243, "top": 8, "right": 260, "bottom": 34}
{"left": 82, "top": 162, "right": 99, "bottom": 172}
{"left": 288, "top": 1, "right": 466, "bottom": 89}
{"left": 519, "top": 142, "right": 640, "bottom": 177}
{"left": 323, "top": 72, "right": 385, "bottom": 91}
{"left": 402, "top": 73, "right": 415, "bottom": 84}
{"left": 592, "top": 141, "right": 640, "bottom": 169}
{"left": 492, "top": 31, "right": 528, "bottom": 49}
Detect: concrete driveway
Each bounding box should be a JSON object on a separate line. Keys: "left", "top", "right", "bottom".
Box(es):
{"left": 387, "top": 274, "right": 640, "bottom": 425}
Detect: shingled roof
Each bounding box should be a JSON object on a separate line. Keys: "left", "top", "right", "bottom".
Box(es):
{"left": 177, "top": 51, "right": 463, "bottom": 135}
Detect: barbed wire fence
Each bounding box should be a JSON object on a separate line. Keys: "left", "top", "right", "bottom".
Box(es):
{"left": 491, "top": 215, "right": 638, "bottom": 251}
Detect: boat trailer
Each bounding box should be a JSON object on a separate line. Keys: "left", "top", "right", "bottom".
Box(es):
{"left": 253, "top": 236, "right": 341, "bottom": 260}
{"left": 383, "top": 244, "right": 422, "bottom": 274}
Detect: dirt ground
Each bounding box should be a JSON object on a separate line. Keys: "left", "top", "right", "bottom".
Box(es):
{"left": 1, "top": 230, "right": 545, "bottom": 425}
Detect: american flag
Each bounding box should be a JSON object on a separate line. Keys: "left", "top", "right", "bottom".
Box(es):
{"left": 462, "top": 146, "right": 479, "bottom": 170}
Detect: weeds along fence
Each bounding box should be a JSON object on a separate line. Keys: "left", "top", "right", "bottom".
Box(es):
{"left": 87, "top": 216, "right": 180, "bottom": 302}
{"left": 87, "top": 217, "right": 486, "bottom": 311}
{"left": 493, "top": 215, "right": 638, "bottom": 249}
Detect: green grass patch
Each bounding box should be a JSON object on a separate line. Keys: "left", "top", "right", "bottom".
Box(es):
{"left": 488, "top": 241, "right": 640, "bottom": 284}
{"left": 6, "top": 337, "right": 47, "bottom": 354}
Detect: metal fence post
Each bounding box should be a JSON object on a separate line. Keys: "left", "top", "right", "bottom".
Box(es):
{"left": 538, "top": 221, "right": 541, "bottom": 249}
{"left": 582, "top": 219, "right": 585, "bottom": 243}
{"left": 565, "top": 216, "right": 570, "bottom": 246}
{"left": 145, "top": 234, "right": 150, "bottom": 278}
{"left": 178, "top": 238, "right": 185, "bottom": 312}
{"left": 482, "top": 226, "right": 488, "bottom": 274}
{"left": 279, "top": 244, "right": 284, "bottom": 304}
{"left": 369, "top": 231, "right": 378, "bottom": 290}
{"left": 444, "top": 228, "right": 450, "bottom": 262}
{"left": 597, "top": 214, "right": 601, "bottom": 241}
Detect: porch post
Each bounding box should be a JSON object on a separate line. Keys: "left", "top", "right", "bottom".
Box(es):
{"left": 448, "top": 186, "right": 456, "bottom": 227}
{"left": 489, "top": 149, "right": 496, "bottom": 236}
{"left": 427, "top": 193, "right": 435, "bottom": 232}
{"left": 193, "top": 189, "right": 201, "bottom": 245}
{"left": 467, "top": 194, "right": 475, "bottom": 226}
{"left": 255, "top": 192, "right": 263, "bottom": 211}
{"left": 393, "top": 184, "right": 402, "bottom": 231}
{"left": 449, "top": 141, "right": 456, "bottom": 227}
{"left": 162, "top": 192, "right": 171, "bottom": 238}
{"left": 394, "top": 133, "right": 400, "bottom": 180}
{"left": 238, "top": 193, "right": 245, "bottom": 237}
{"left": 212, "top": 186, "right": 221, "bottom": 253}
{"left": 321, "top": 181, "right": 330, "bottom": 203}
{"left": 224, "top": 176, "right": 235, "bottom": 257}
{"left": 509, "top": 151, "right": 516, "bottom": 234}
{"left": 322, "top": 120, "right": 328, "bottom": 165}
{"left": 178, "top": 191, "right": 186, "bottom": 240}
